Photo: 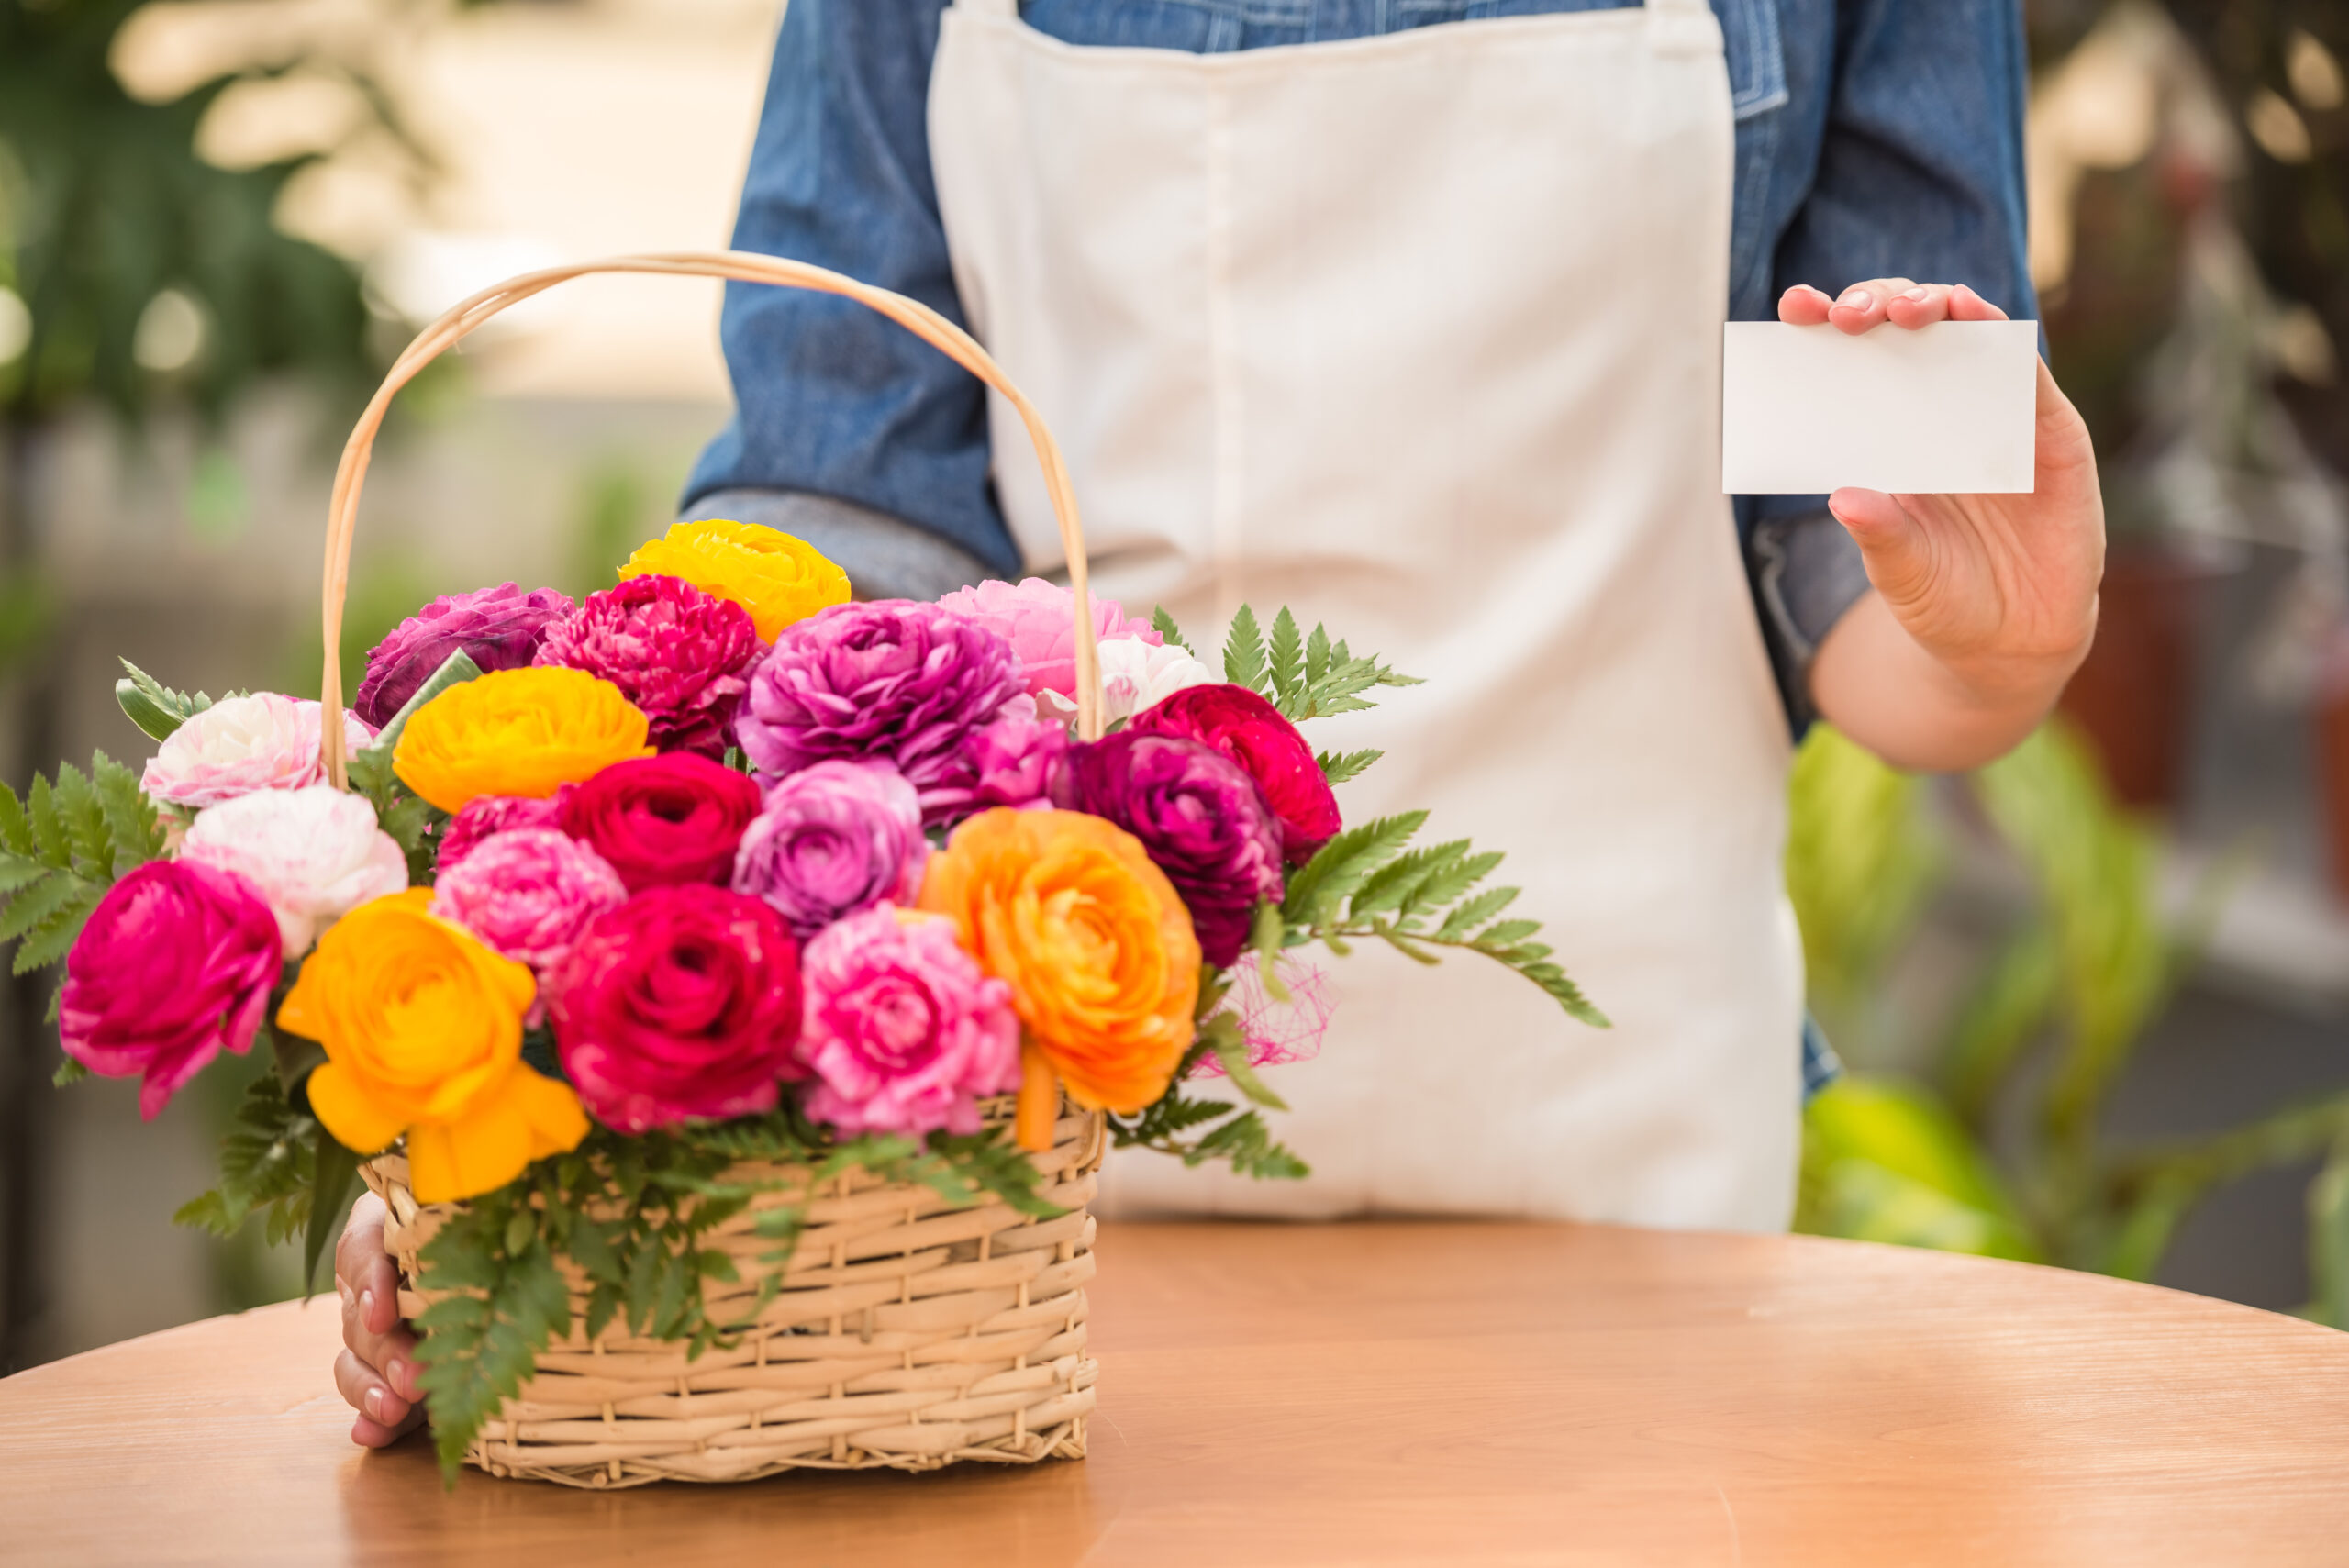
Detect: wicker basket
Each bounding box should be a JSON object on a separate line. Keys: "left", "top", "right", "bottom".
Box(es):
{"left": 322, "top": 253, "right": 1119, "bottom": 1485}
{"left": 359, "top": 1104, "right": 1103, "bottom": 1487}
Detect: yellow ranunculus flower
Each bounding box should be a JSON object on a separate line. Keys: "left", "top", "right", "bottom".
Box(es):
{"left": 619, "top": 518, "right": 850, "bottom": 641}
{"left": 920, "top": 809, "right": 1199, "bottom": 1142}
{"left": 393, "top": 666, "right": 652, "bottom": 814}
{"left": 279, "top": 890, "right": 587, "bottom": 1204}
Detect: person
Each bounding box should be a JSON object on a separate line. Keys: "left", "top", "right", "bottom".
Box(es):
{"left": 334, "top": 0, "right": 2103, "bottom": 1447}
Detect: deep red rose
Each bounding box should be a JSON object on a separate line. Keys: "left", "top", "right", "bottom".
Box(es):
{"left": 558, "top": 754, "right": 763, "bottom": 894}
{"left": 1128, "top": 684, "right": 1341, "bottom": 864}
{"left": 548, "top": 884, "right": 803, "bottom": 1132}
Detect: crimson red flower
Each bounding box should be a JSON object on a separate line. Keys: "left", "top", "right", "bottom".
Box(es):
{"left": 558, "top": 754, "right": 763, "bottom": 893}
{"left": 534, "top": 574, "right": 764, "bottom": 758}
{"left": 1128, "top": 684, "right": 1341, "bottom": 864}
{"left": 548, "top": 884, "right": 803, "bottom": 1132}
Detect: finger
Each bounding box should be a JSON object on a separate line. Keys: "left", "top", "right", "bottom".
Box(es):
{"left": 1884, "top": 284, "right": 1954, "bottom": 329}
{"left": 335, "top": 1347, "right": 413, "bottom": 1431}
{"left": 351, "top": 1404, "right": 428, "bottom": 1451}
{"left": 1777, "top": 284, "right": 1835, "bottom": 326}
{"left": 1827, "top": 278, "right": 1919, "bottom": 335}
{"left": 340, "top": 1279, "right": 423, "bottom": 1404}
{"left": 335, "top": 1192, "right": 387, "bottom": 1296}
{"left": 1828, "top": 487, "right": 1936, "bottom": 604}
{"left": 1947, "top": 284, "right": 2011, "bottom": 323}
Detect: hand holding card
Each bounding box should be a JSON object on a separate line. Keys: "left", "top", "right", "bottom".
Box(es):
{"left": 1754, "top": 279, "right": 2107, "bottom": 777}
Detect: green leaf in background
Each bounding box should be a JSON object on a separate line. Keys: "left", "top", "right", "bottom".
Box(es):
{"left": 1797, "top": 1076, "right": 2043, "bottom": 1263}
{"left": 2308, "top": 1136, "right": 2349, "bottom": 1330}
{"left": 112, "top": 661, "right": 219, "bottom": 744}
{"left": 1150, "top": 605, "right": 1190, "bottom": 653}
{"left": 303, "top": 1135, "right": 362, "bottom": 1297}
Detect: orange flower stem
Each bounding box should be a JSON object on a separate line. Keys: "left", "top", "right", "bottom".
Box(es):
{"left": 1016, "top": 1040, "right": 1060, "bottom": 1154}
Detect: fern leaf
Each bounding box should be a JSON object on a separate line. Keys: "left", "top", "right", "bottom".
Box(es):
{"left": 1280, "top": 811, "right": 1426, "bottom": 926}
{"left": 92, "top": 753, "right": 163, "bottom": 876}
{"left": 1317, "top": 748, "right": 1382, "bottom": 786}
{"left": 1151, "top": 605, "right": 1191, "bottom": 653}
{"left": 0, "top": 784, "right": 31, "bottom": 858}
{"left": 1266, "top": 608, "right": 1306, "bottom": 716}
{"left": 1221, "top": 605, "right": 1269, "bottom": 694}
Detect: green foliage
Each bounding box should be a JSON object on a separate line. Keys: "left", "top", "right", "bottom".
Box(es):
{"left": 342, "top": 649, "right": 474, "bottom": 880}
{"left": 408, "top": 1113, "right": 1063, "bottom": 1484}
{"left": 1150, "top": 605, "right": 1190, "bottom": 653}
{"left": 1276, "top": 815, "right": 1606, "bottom": 1028}
{"left": 0, "top": 751, "right": 166, "bottom": 976}
{"left": 114, "top": 659, "right": 228, "bottom": 743}
{"left": 1217, "top": 604, "right": 1420, "bottom": 721}
{"left": 1785, "top": 719, "right": 2349, "bottom": 1296}
{"left": 0, "top": 0, "right": 394, "bottom": 424}
{"left": 1796, "top": 1078, "right": 2042, "bottom": 1262}
{"left": 1316, "top": 749, "right": 1382, "bottom": 786}
{"left": 174, "top": 1062, "right": 334, "bottom": 1254}
{"left": 2310, "top": 1136, "right": 2349, "bottom": 1331}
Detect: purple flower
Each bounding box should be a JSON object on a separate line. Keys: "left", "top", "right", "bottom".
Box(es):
{"left": 796, "top": 906, "right": 1021, "bottom": 1138}
{"left": 1050, "top": 730, "right": 1286, "bottom": 966}
{"left": 533, "top": 574, "right": 764, "bottom": 758}
{"left": 59, "top": 861, "right": 283, "bottom": 1119}
{"left": 917, "top": 695, "right": 1068, "bottom": 826}
{"left": 732, "top": 761, "right": 926, "bottom": 940}
{"left": 437, "top": 794, "right": 565, "bottom": 874}
{"left": 735, "top": 601, "right": 1026, "bottom": 820}
{"left": 353, "top": 583, "right": 574, "bottom": 728}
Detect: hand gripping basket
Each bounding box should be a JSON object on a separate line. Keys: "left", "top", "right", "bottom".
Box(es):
{"left": 331, "top": 253, "right": 1117, "bottom": 1487}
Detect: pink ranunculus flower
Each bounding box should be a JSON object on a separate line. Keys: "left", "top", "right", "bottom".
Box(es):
{"left": 933, "top": 577, "right": 1161, "bottom": 702}
{"left": 179, "top": 784, "right": 409, "bottom": 956}
{"left": 731, "top": 760, "right": 926, "bottom": 940}
{"left": 1033, "top": 636, "right": 1219, "bottom": 728}
{"left": 139, "top": 693, "right": 375, "bottom": 808}
{"left": 796, "top": 905, "right": 1021, "bottom": 1138}
{"left": 429, "top": 828, "right": 627, "bottom": 982}
{"left": 60, "top": 859, "right": 283, "bottom": 1118}
{"left": 435, "top": 793, "right": 565, "bottom": 874}
{"left": 918, "top": 695, "right": 1067, "bottom": 827}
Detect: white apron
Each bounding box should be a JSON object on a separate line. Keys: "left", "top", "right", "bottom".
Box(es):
{"left": 929, "top": 0, "right": 1803, "bottom": 1229}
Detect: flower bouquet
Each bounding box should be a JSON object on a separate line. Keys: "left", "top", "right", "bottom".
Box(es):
{"left": 23, "top": 255, "right": 1601, "bottom": 1487}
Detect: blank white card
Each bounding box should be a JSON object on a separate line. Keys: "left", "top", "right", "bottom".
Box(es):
{"left": 1720, "top": 320, "right": 2039, "bottom": 495}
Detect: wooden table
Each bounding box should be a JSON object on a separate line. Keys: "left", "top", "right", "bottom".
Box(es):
{"left": 6, "top": 1221, "right": 2347, "bottom": 1566}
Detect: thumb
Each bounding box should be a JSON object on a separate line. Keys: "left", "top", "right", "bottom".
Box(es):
{"left": 1828, "top": 487, "right": 1934, "bottom": 605}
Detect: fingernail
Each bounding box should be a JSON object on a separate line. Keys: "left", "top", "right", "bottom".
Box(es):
{"left": 1839, "top": 287, "right": 1872, "bottom": 308}
{"left": 364, "top": 1387, "right": 384, "bottom": 1422}
{"left": 1901, "top": 287, "right": 1930, "bottom": 302}
{"left": 387, "top": 1357, "right": 409, "bottom": 1398}
{"left": 359, "top": 1288, "right": 374, "bottom": 1324}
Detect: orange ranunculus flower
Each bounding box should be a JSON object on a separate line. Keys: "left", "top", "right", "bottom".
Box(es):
{"left": 278, "top": 890, "right": 587, "bottom": 1204}
{"left": 919, "top": 809, "right": 1199, "bottom": 1134}
{"left": 619, "top": 518, "right": 850, "bottom": 642}
{"left": 392, "top": 666, "right": 652, "bottom": 814}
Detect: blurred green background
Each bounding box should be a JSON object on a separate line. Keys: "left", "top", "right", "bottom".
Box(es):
{"left": 2, "top": 0, "right": 2347, "bottom": 1370}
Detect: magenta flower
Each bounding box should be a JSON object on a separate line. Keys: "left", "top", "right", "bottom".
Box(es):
{"left": 731, "top": 761, "right": 926, "bottom": 940}
{"left": 59, "top": 861, "right": 283, "bottom": 1119}
{"left": 1050, "top": 729, "right": 1286, "bottom": 966}
{"left": 796, "top": 906, "right": 1020, "bottom": 1137}
{"left": 533, "top": 574, "right": 764, "bottom": 758}
{"left": 435, "top": 794, "right": 565, "bottom": 874}
{"left": 558, "top": 753, "right": 764, "bottom": 894}
{"left": 429, "top": 828, "right": 628, "bottom": 980}
{"left": 933, "top": 577, "right": 1160, "bottom": 701}
{"left": 735, "top": 601, "right": 1025, "bottom": 819}
{"left": 548, "top": 884, "right": 803, "bottom": 1133}
{"left": 913, "top": 695, "right": 1067, "bottom": 827}
{"left": 353, "top": 583, "right": 574, "bottom": 728}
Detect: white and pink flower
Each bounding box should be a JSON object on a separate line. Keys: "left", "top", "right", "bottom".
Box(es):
{"left": 179, "top": 784, "right": 408, "bottom": 956}
{"left": 140, "top": 693, "right": 374, "bottom": 807}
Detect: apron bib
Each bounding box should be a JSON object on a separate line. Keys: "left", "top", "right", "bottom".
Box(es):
{"left": 930, "top": 0, "right": 1803, "bottom": 1229}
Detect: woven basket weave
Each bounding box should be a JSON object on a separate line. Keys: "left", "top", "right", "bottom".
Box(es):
{"left": 359, "top": 1104, "right": 1103, "bottom": 1487}
{"left": 325, "top": 254, "right": 1119, "bottom": 1485}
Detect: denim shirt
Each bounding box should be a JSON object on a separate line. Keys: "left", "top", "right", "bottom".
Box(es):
{"left": 685, "top": 0, "right": 2037, "bottom": 725}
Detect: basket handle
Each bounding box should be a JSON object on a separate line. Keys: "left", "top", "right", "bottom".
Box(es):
{"left": 317, "top": 250, "right": 1105, "bottom": 787}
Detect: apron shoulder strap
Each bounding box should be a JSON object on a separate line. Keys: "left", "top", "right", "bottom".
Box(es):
{"left": 1647, "top": 0, "right": 1710, "bottom": 14}
{"left": 953, "top": 0, "right": 1019, "bottom": 15}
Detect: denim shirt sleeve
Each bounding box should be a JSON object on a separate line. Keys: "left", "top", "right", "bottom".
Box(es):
{"left": 683, "top": 0, "right": 1019, "bottom": 578}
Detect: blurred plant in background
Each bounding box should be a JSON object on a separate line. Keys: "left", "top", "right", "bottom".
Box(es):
{"left": 1788, "top": 721, "right": 2349, "bottom": 1326}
